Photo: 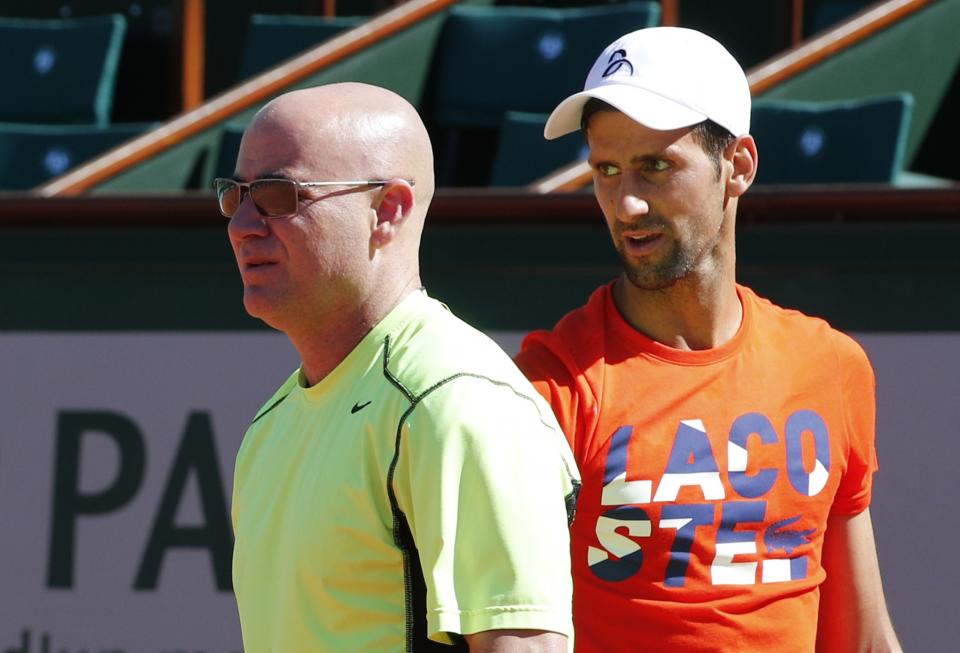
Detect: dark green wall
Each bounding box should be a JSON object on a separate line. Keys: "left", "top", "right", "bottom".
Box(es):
{"left": 3, "top": 218, "right": 958, "bottom": 332}
{"left": 426, "top": 219, "right": 960, "bottom": 332}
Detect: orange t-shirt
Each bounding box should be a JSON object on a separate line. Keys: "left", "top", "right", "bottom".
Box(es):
{"left": 516, "top": 283, "right": 877, "bottom": 653}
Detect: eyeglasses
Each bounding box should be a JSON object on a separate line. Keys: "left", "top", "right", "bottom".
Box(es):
{"left": 213, "top": 177, "right": 413, "bottom": 219}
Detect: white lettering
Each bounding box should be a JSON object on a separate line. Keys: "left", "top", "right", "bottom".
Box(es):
{"left": 654, "top": 472, "right": 726, "bottom": 502}
{"left": 601, "top": 471, "right": 653, "bottom": 505}
{"left": 595, "top": 514, "right": 651, "bottom": 559}
{"left": 711, "top": 541, "right": 757, "bottom": 585}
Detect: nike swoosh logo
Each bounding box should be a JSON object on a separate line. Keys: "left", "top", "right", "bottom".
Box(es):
{"left": 351, "top": 400, "right": 372, "bottom": 414}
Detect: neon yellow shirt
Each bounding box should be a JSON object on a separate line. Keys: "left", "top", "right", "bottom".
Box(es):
{"left": 232, "top": 290, "right": 579, "bottom": 652}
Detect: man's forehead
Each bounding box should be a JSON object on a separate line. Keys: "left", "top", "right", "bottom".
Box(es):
{"left": 236, "top": 117, "right": 345, "bottom": 179}
{"left": 235, "top": 133, "right": 301, "bottom": 180}
{"left": 586, "top": 112, "right": 693, "bottom": 152}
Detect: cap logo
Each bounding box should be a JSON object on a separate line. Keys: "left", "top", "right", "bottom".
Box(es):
{"left": 602, "top": 49, "right": 634, "bottom": 78}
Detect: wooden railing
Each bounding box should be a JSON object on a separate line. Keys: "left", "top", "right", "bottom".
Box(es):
{"left": 37, "top": 0, "right": 458, "bottom": 197}
{"left": 530, "top": 0, "right": 937, "bottom": 194}
{"left": 791, "top": 0, "right": 806, "bottom": 45}
{"left": 660, "top": 0, "right": 679, "bottom": 26}
{"left": 181, "top": 0, "right": 206, "bottom": 111}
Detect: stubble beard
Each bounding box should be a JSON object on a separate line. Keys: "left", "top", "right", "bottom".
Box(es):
{"left": 614, "top": 225, "right": 701, "bottom": 292}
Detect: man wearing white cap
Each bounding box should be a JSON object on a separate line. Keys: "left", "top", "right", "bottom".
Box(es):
{"left": 516, "top": 27, "right": 902, "bottom": 653}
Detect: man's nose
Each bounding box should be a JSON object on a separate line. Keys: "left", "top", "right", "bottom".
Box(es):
{"left": 616, "top": 181, "right": 651, "bottom": 223}
{"left": 227, "top": 192, "right": 270, "bottom": 240}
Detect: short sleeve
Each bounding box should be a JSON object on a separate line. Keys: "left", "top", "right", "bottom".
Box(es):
{"left": 516, "top": 333, "right": 587, "bottom": 460}
{"left": 831, "top": 334, "right": 879, "bottom": 515}
{"left": 392, "top": 375, "right": 578, "bottom": 644}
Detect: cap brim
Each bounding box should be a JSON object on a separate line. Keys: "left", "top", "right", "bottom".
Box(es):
{"left": 544, "top": 84, "right": 708, "bottom": 140}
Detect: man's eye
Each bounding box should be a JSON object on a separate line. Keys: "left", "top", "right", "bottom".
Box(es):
{"left": 596, "top": 163, "right": 621, "bottom": 177}
{"left": 647, "top": 159, "right": 670, "bottom": 172}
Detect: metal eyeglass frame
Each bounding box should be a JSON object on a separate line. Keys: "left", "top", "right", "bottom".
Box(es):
{"left": 213, "top": 177, "right": 416, "bottom": 219}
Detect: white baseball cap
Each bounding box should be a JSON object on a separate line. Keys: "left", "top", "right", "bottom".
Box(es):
{"left": 544, "top": 27, "right": 751, "bottom": 140}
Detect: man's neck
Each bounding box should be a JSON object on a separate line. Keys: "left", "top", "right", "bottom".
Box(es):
{"left": 612, "top": 272, "right": 742, "bottom": 351}
{"left": 291, "top": 277, "right": 421, "bottom": 386}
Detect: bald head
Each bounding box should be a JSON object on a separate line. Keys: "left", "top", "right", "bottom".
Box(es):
{"left": 244, "top": 83, "right": 435, "bottom": 211}
{"left": 228, "top": 83, "right": 436, "bottom": 354}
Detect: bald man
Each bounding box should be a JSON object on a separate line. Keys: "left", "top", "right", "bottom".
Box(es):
{"left": 219, "top": 83, "right": 579, "bottom": 653}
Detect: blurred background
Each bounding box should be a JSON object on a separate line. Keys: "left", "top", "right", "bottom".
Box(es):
{"left": 0, "top": 1, "right": 957, "bottom": 651}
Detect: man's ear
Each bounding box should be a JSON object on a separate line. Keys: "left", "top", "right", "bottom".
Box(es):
{"left": 371, "top": 179, "right": 415, "bottom": 248}
{"left": 727, "top": 134, "right": 758, "bottom": 198}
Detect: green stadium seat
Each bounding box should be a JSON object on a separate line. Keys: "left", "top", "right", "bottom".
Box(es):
{"left": 237, "top": 14, "right": 365, "bottom": 80}
{"left": 213, "top": 123, "right": 249, "bottom": 180}
{"left": 751, "top": 94, "right": 914, "bottom": 185}
{"left": 0, "top": 122, "right": 154, "bottom": 190}
{"left": 432, "top": 2, "right": 661, "bottom": 128}
{"left": 0, "top": 14, "right": 127, "bottom": 125}
{"left": 490, "top": 111, "right": 586, "bottom": 187}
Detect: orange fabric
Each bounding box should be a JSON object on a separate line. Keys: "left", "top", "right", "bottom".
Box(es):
{"left": 516, "top": 283, "right": 877, "bottom": 653}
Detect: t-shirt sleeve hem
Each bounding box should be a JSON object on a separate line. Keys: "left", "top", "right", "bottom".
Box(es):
{"left": 829, "top": 493, "right": 872, "bottom": 516}
{"left": 429, "top": 606, "right": 572, "bottom": 640}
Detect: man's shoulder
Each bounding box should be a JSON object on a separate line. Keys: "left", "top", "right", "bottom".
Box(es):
{"left": 387, "top": 295, "right": 566, "bottom": 443}
{"left": 743, "top": 285, "right": 870, "bottom": 364}
{"left": 386, "top": 293, "right": 536, "bottom": 398}
{"left": 514, "top": 285, "right": 614, "bottom": 399}
{"left": 521, "top": 285, "right": 609, "bottom": 360}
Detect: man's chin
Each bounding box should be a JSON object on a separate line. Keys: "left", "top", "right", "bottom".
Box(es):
{"left": 242, "top": 290, "right": 280, "bottom": 323}
{"left": 620, "top": 262, "right": 686, "bottom": 292}
{"left": 624, "top": 275, "right": 681, "bottom": 293}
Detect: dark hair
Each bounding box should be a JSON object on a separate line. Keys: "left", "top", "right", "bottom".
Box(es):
{"left": 580, "top": 97, "right": 735, "bottom": 177}
{"left": 689, "top": 121, "right": 736, "bottom": 176}
{"left": 580, "top": 97, "right": 617, "bottom": 133}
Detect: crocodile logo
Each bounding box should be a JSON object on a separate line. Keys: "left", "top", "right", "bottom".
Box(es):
{"left": 764, "top": 515, "right": 816, "bottom": 555}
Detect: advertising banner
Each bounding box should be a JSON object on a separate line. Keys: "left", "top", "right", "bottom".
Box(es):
{"left": 0, "top": 334, "right": 298, "bottom": 653}
{"left": 0, "top": 331, "right": 956, "bottom": 652}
